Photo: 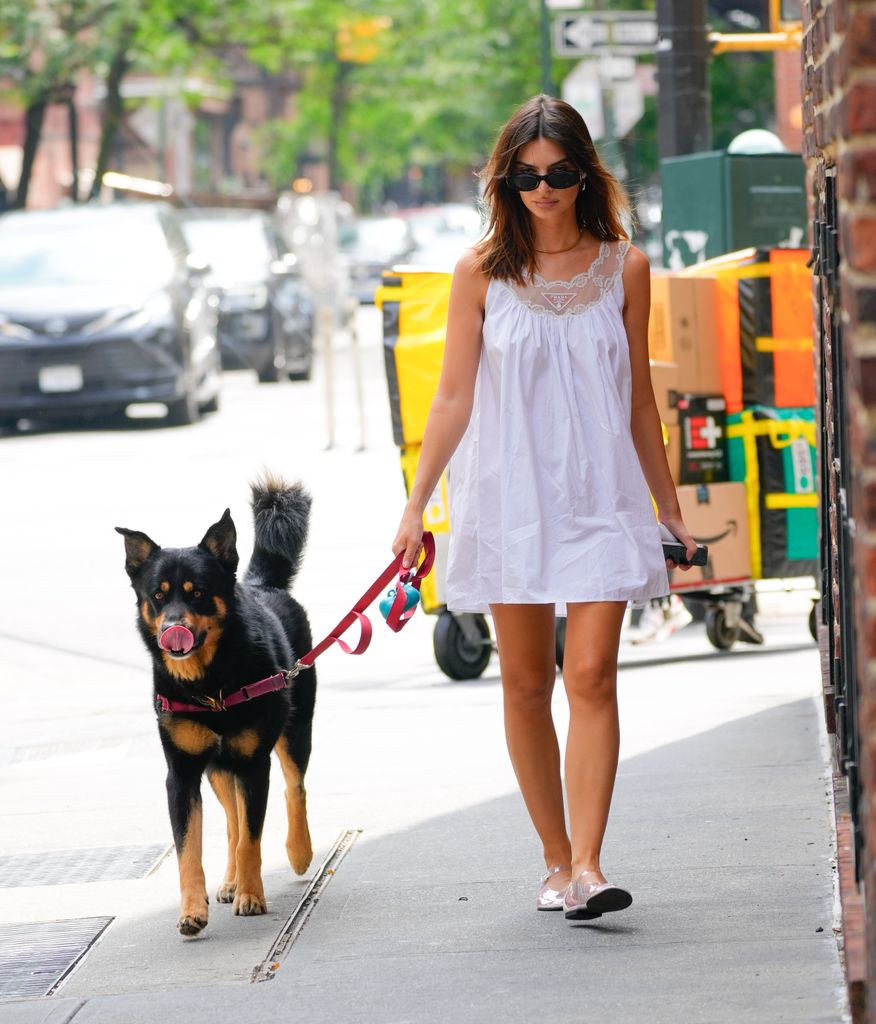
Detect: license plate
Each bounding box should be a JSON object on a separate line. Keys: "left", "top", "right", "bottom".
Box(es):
{"left": 38, "top": 365, "right": 83, "bottom": 393}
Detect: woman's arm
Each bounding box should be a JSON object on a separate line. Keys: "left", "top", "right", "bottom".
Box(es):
{"left": 392, "top": 250, "right": 487, "bottom": 569}
{"left": 622, "top": 247, "right": 697, "bottom": 564}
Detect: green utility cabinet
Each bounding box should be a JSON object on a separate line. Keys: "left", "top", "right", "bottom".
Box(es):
{"left": 660, "top": 151, "right": 806, "bottom": 269}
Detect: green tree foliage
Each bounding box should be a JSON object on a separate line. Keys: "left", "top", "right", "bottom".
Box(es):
{"left": 257, "top": 0, "right": 550, "bottom": 203}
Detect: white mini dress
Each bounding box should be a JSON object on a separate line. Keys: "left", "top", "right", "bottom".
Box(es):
{"left": 444, "top": 239, "right": 670, "bottom": 615}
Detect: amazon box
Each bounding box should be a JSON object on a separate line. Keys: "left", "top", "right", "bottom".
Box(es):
{"left": 649, "top": 275, "right": 721, "bottom": 394}
{"left": 650, "top": 360, "right": 679, "bottom": 427}
{"left": 669, "top": 482, "right": 751, "bottom": 588}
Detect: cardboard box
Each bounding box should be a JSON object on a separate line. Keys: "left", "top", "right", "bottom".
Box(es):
{"left": 648, "top": 276, "right": 675, "bottom": 363}
{"left": 649, "top": 361, "right": 679, "bottom": 427}
{"left": 668, "top": 482, "right": 752, "bottom": 588}
{"left": 677, "top": 394, "right": 728, "bottom": 484}
{"left": 649, "top": 274, "right": 722, "bottom": 395}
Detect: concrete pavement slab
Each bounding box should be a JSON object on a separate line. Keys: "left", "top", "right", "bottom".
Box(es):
{"left": 2, "top": 1000, "right": 85, "bottom": 1024}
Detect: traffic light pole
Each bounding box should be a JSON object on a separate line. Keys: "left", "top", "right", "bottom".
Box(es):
{"left": 655, "top": 0, "right": 711, "bottom": 157}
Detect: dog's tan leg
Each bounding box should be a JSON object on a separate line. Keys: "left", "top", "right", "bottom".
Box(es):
{"left": 176, "top": 801, "right": 209, "bottom": 936}
{"left": 232, "top": 770, "right": 268, "bottom": 916}
{"left": 276, "top": 736, "right": 313, "bottom": 875}
{"left": 207, "top": 768, "right": 239, "bottom": 903}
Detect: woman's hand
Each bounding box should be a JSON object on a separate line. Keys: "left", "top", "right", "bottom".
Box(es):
{"left": 392, "top": 504, "right": 425, "bottom": 572}
{"left": 659, "top": 512, "right": 697, "bottom": 572}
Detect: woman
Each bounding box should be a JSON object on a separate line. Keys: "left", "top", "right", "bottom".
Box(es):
{"left": 392, "top": 95, "right": 696, "bottom": 921}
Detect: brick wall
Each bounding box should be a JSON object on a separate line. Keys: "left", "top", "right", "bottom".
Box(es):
{"left": 804, "top": 0, "right": 876, "bottom": 1018}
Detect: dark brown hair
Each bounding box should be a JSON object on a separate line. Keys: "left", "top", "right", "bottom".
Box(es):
{"left": 474, "top": 94, "right": 632, "bottom": 284}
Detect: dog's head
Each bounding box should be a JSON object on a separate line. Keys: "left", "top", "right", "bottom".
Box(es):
{"left": 116, "top": 510, "right": 238, "bottom": 682}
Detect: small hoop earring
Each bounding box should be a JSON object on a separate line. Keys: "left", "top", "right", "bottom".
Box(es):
{"left": 580, "top": 179, "right": 587, "bottom": 192}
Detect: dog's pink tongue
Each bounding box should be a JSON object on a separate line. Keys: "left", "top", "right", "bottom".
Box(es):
{"left": 159, "top": 625, "right": 195, "bottom": 654}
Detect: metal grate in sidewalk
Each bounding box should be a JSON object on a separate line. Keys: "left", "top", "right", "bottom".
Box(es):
{"left": 0, "top": 844, "right": 170, "bottom": 888}
{"left": 252, "top": 829, "right": 362, "bottom": 983}
{"left": 0, "top": 917, "right": 112, "bottom": 999}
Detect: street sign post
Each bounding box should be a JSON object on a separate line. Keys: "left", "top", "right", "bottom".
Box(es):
{"left": 554, "top": 11, "right": 657, "bottom": 56}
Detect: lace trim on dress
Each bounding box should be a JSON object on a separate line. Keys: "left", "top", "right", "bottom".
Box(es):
{"left": 500, "top": 239, "right": 631, "bottom": 317}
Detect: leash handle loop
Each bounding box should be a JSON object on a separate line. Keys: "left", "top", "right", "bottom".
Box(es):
{"left": 297, "top": 531, "right": 435, "bottom": 668}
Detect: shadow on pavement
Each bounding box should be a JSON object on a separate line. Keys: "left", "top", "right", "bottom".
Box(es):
{"left": 11, "top": 695, "right": 843, "bottom": 1024}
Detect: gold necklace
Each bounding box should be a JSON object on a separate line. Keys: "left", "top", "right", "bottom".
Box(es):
{"left": 534, "top": 233, "right": 582, "bottom": 255}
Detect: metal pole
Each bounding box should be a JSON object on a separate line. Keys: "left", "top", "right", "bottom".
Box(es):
{"left": 540, "top": 0, "right": 554, "bottom": 95}
{"left": 655, "top": 0, "right": 711, "bottom": 158}
{"left": 349, "top": 312, "right": 367, "bottom": 452}
{"left": 319, "top": 304, "right": 335, "bottom": 450}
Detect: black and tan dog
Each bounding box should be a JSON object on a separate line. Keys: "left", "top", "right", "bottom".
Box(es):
{"left": 117, "top": 475, "right": 316, "bottom": 936}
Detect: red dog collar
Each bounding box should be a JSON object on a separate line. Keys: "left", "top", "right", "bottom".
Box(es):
{"left": 155, "top": 671, "right": 289, "bottom": 714}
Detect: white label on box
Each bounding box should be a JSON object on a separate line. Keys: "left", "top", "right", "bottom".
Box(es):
{"left": 790, "top": 437, "right": 814, "bottom": 492}
{"left": 38, "top": 365, "right": 83, "bottom": 393}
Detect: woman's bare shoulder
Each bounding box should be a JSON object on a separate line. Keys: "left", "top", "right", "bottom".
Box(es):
{"left": 452, "top": 248, "right": 490, "bottom": 305}
{"left": 622, "top": 242, "right": 650, "bottom": 276}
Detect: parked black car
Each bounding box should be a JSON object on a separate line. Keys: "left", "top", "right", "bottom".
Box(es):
{"left": 180, "top": 209, "right": 315, "bottom": 382}
{"left": 0, "top": 202, "right": 221, "bottom": 428}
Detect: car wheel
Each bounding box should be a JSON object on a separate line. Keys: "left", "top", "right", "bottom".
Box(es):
{"left": 165, "top": 387, "right": 201, "bottom": 427}
{"left": 257, "top": 360, "right": 284, "bottom": 383}
{"left": 200, "top": 391, "right": 220, "bottom": 414}
{"left": 288, "top": 357, "right": 312, "bottom": 382}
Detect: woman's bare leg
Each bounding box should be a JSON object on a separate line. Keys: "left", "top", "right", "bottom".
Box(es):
{"left": 561, "top": 601, "right": 627, "bottom": 884}
{"left": 490, "top": 603, "right": 571, "bottom": 881}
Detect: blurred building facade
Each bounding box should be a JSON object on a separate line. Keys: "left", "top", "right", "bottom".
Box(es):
{"left": 0, "top": 55, "right": 298, "bottom": 209}
{"left": 804, "top": 0, "right": 876, "bottom": 1019}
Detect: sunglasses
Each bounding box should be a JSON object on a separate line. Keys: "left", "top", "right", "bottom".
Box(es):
{"left": 505, "top": 168, "right": 582, "bottom": 192}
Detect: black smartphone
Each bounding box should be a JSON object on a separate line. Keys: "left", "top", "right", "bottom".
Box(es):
{"left": 662, "top": 540, "right": 708, "bottom": 567}
{"left": 658, "top": 523, "right": 708, "bottom": 566}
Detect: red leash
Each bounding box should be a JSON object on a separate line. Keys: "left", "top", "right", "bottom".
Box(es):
{"left": 291, "top": 530, "right": 435, "bottom": 675}
{"left": 155, "top": 533, "right": 435, "bottom": 713}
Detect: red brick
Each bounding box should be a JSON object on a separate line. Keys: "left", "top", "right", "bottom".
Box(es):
{"left": 845, "top": 82, "right": 876, "bottom": 133}
{"left": 845, "top": 280, "right": 876, "bottom": 325}
{"left": 843, "top": 215, "right": 876, "bottom": 272}
{"left": 847, "top": 10, "right": 876, "bottom": 65}
{"left": 862, "top": 356, "right": 876, "bottom": 406}
{"left": 833, "top": 0, "right": 848, "bottom": 34}
{"left": 839, "top": 151, "right": 876, "bottom": 201}
{"left": 862, "top": 479, "right": 876, "bottom": 531}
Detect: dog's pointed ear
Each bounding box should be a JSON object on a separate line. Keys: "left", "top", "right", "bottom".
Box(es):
{"left": 199, "top": 509, "right": 238, "bottom": 574}
{"left": 115, "top": 527, "right": 160, "bottom": 578}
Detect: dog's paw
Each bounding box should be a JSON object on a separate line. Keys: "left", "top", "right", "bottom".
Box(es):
{"left": 177, "top": 894, "right": 209, "bottom": 936}
{"left": 288, "top": 847, "right": 313, "bottom": 876}
{"left": 233, "top": 890, "right": 267, "bottom": 916}
{"left": 216, "top": 881, "right": 237, "bottom": 903}
{"left": 177, "top": 912, "right": 208, "bottom": 936}
{"left": 287, "top": 835, "right": 313, "bottom": 876}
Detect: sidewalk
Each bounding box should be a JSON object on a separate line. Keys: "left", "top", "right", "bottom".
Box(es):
{"left": 3, "top": 607, "right": 847, "bottom": 1024}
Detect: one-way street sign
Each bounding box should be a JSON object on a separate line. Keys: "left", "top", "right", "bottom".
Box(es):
{"left": 554, "top": 11, "right": 658, "bottom": 56}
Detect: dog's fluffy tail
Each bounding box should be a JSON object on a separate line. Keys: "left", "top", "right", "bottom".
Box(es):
{"left": 245, "top": 473, "right": 311, "bottom": 591}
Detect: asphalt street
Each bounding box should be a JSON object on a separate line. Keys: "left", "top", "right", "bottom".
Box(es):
{"left": 0, "top": 308, "right": 847, "bottom": 1023}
